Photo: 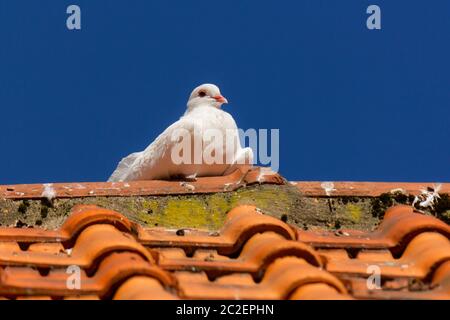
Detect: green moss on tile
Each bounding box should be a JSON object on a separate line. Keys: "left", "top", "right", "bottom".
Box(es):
{"left": 129, "top": 184, "right": 298, "bottom": 229}
{"left": 346, "top": 204, "right": 362, "bottom": 223}
{"left": 154, "top": 198, "right": 212, "bottom": 228}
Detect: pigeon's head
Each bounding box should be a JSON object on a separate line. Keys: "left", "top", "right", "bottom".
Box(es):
{"left": 187, "top": 84, "right": 228, "bottom": 110}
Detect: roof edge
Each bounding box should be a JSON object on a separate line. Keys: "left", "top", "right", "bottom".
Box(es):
{"left": 292, "top": 181, "right": 450, "bottom": 197}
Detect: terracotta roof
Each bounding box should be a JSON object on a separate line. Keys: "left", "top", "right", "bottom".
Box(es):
{"left": 0, "top": 167, "right": 449, "bottom": 300}
{"left": 0, "top": 167, "right": 284, "bottom": 199}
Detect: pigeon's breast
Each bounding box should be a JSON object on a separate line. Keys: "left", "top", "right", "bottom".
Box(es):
{"left": 175, "top": 107, "right": 241, "bottom": 177}
{"left": 186, "top": 107, "right": 237, "bottom": 129}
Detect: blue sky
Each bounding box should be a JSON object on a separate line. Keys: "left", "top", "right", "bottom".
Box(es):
{"left": 0, "top": 0, "right": 449, "bottom": 184}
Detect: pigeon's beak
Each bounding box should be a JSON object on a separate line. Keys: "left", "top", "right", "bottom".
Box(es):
{"left": 214, "top": 95, "right": 228, "bottom": 104}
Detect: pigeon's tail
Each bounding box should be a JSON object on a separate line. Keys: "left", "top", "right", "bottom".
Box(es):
{"left": 108, "top": 152, "right": 141, "bottom": 182}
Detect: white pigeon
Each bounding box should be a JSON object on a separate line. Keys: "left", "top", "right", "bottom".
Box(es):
{"left": 108, "top": 84, "right": 253, "bottom": 182}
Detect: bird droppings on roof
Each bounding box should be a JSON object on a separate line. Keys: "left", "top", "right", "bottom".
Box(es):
{"left": 41, "top": 183, "right": 56, "bottom": 202}
{"left": 320, "top": 182, "right": 336, "bottom": 196}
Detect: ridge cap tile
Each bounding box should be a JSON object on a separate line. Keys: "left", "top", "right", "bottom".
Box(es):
{"left": 0, "top": 167, "right": 284, "bottom": 199}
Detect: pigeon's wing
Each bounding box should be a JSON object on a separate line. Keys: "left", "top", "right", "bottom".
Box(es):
{"left": 107, "top": 151, "right": 142, "bottom": 182}
{"left": 110, "top": 116, "right": 198, "bottom": 181}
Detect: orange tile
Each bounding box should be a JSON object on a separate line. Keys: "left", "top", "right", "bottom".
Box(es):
{"left": 0, "top": 224, "right": 153, "bottom": 269}
{"left": 297, "top": 205, "right": 450, "bottom": 256}
{"left": 290, "top": 283, "right": 353, "bottom": 300}
{"left": 0, "top": 252, "right": 174, "bottom": 298}
{"left": 0, "top": 167, "right": 284, "bottom": 200}
{"left": 176, "top": 257, "right": 346, "bottom": 300}
{"left": 113, "top": 276, "right": 178, "bottom": 300}
{"left": 323, "top": 232, "right": 450, "bottom": 279}
{"left": 158, "top": 231, "right": 321, "bottom": 280}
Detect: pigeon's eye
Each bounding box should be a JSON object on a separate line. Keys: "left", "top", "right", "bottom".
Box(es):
{"left": 198, "top": 91, "right": 206, "bottom": 97}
